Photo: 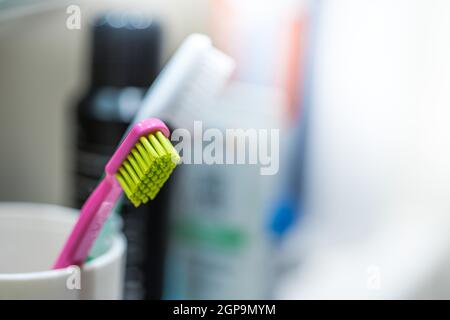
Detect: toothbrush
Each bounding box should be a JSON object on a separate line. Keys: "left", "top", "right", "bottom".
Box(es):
{"left": 53, "top": 118, "right": 180, "bottom": 269}
{"left": 130, "top": 33, "right": 235, "bottom": 128}
{"left": 85, "top": 34, "right": 234, "bottom": 262}
{"left": 270, "top": 0, "right": 321, "bottom": 239}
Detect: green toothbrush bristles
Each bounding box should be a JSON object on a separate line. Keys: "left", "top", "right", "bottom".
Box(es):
{"left": 115, "top": 131, "right": 180, "bottom": 207}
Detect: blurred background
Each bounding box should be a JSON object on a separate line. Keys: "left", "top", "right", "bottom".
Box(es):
{"left": 2, "top": 0, "right": 450, "bottom": 299}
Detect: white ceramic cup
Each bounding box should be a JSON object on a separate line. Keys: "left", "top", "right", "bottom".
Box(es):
{"left": 0, "top": 202, "right": 126, "bottom": 299}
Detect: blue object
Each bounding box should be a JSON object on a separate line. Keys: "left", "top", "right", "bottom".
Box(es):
{"left": 269, "top": 0, "right": 322, "bottom": 238}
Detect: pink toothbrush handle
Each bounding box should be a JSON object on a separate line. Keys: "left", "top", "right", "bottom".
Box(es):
{"left": 53, "top": 176, "right": 122, "bottom": 269}
{"left": 53, "top": 118, "right": 169, "bottom": 269}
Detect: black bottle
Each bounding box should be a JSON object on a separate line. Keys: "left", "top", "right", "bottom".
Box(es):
{"left": 73, "top": 12, "right": 165, "bottom": 299}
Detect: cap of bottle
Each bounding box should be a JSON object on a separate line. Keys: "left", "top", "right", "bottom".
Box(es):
{"left": 90, "top": 11, "right": 161, "bottom": 88}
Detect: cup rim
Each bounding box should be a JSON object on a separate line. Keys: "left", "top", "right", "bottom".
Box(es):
{"left": 0, "top": 202, "right": 126, "bottom": 281}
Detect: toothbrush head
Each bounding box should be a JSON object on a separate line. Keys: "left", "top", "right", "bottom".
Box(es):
{"left": 136, "top": 34, "right": 235, "bottom": 128}
{"left": 105, "top": 118, "right": 180, "bottom": 207}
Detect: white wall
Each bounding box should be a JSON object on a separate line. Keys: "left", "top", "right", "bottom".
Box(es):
{"left": 302, "top": 0, "right": 450, "bottom": 244}
{"left": 276, "top": 0, "right": 450, "bottom": 299}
